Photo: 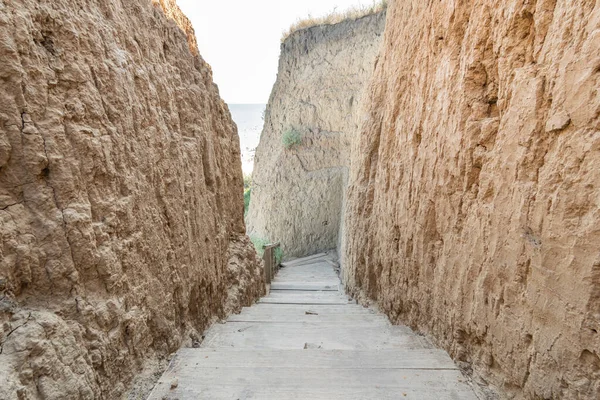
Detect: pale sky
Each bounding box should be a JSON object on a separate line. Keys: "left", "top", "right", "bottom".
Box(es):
{"left": 177, "top": 0, "right": 380, "bottom": 104}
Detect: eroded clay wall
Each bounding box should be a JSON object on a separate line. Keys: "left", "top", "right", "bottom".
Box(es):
{"left": 0, "top": 0, "right": 263, "bottom": 398}
{"left": 247, "top": 13, "right": 385, "bottom": 259}
{"left": 342, "top": 0, "right": 600, "bottom": 398}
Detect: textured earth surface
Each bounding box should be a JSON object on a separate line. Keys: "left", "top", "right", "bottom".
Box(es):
{"left": 0, "top": 0, "right": 263, "bottom": 398}
{"left": 247, "top": 12, "right": 385, "bottom": 259}
{"left": 342, "top": 0, "right": 600, "bottom": 399}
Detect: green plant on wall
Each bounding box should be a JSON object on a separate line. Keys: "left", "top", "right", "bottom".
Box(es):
{"left": 243, "top": 174, "right": 252, "bottom": 216}
{"left": 282, "top": 128, "right": 302, "bottom": 149}
{"left": 243, "top": 188, "right": 251, "bottom": 216}
{"left": 274, "top": 246, "right": 283, "bottom": 265}
{"left": 250, "top": 235, "right": 283, "bottom": 265}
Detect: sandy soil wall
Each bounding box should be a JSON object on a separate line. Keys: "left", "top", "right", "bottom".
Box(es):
{"left": 342, "top": 0, "right": 600, "bottom": 398}
{"left": 0, "top": 1, "right": 263, "bottom": 398}
{"left": 247, "top": 13, "right": 385, "bottom": 259}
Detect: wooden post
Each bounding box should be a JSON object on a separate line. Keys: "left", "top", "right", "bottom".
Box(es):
{"left": 263, "top": 246, "right": 272, "bottom": 284}
{"left": 262, "top": 242, "right": 280, "bottom": 285}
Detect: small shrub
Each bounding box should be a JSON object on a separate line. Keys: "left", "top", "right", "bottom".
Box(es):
{"left": 243, "top": 174, "right": 252, "bottom": 216}
{"left": 282, "top": 128, "right": 302, "bottom": 149}
{"left": 250, "top": 235, "right": 269, "bottom": 258}
{"left": 250, "top": 235, "right": 283, "bottom": 265}
{"left": 244, "top": 187, "right": 251, "bottom": 216}
{"left": 243, "top": 174, "right": 252, "bottom": 190}
{"left": 274, "top": 247, "right": 283, "bottom": 265}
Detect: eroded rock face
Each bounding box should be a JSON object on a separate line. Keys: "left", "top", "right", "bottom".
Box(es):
{"left": 247, "top": 13, "right": 385, "bottom": 259}
{"left": 0, "top": 0, "right": 264, "bottom": 398}
{"left": 343, "top": 0, "right": 600, "bottom": 398}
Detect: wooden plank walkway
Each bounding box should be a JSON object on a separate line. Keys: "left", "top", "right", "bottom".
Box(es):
{"left": 148, "top": 253, "right": 478, "bottom": 399}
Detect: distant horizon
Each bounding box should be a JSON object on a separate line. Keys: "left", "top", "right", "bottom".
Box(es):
{"left": 228, "top": 104, "right": 266, "bottom": 174}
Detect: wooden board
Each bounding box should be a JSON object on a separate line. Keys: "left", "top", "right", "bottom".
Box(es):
{"left": 273, "top": 276, "right": 340, "bottom": 283}
{"left": 227, "top": 313, "right": 390, "bottom": 325}
{"left": 151, "top": 385, "right": 477, "bottom": 400}
{"left": 264, "top": 291, "right": 349, "bottom": 300}
{"left": 169, "top": 348, "right": 459, "bottom": 369}
{"left": 278, "top": 261, "right": 336, "bottom": 271}
{"left": 201, "top": 323, "right": 426, "bottom": 350}
{"left": 278, "top": 262, "right": 336, "bottom": 273}
{"left": 274, "top": 273, "right": 338, "bottom": 281}
{"left": 270, "top": 282, "right": 340, "bottom": 291}
{"left": 273, "top": 278, "right": 339, "bottom": 284}
{"left": 237, "top": 303, "right": 378, "bottom": 315}
{"left": 280, "top": 253, "right": 329, "bottom": 267}
{"left": 259, "top": 297, "right": 352, "bottom": 305}
{"left": 149, "top": 356, "right": 476, "bottom": 400}
{"left": 279, "top": 267, "right": 338, "bottom": 275}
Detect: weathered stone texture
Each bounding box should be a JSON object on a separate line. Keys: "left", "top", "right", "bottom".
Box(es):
{"left": 342, "top": 0, "right": 600, "bottom": 398}
{"left": 247, "top": 13, "right": 385, "bottom": 259}
{"left": 0, "top": 0, "right": 263, "bottom": 398}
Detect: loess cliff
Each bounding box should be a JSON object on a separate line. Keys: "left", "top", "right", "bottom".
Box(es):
{"left": 0, "top": 0, "right": 264, "bottom": 398}
{"left": 247, "top": 12, "right": 386, "bottom": 259}
{"left": 343, "top": 0, "right": 600, "bottom": 399}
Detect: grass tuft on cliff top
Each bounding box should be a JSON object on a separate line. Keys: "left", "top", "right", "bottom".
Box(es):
{"left": 282, "top": 0, "right": 387, "bottom": 42}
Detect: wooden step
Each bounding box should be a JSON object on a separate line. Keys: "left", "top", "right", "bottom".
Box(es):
{"left": 228, "top": 312, "right": 390, "bottom": 325}
{"left": 148, "top": 350, "right": 476, "bottom": 400}
{"left": 270, "top": 282, "right": 340, "bottom": 291}
{"left": 201, "top": 322, "right": 426, "bottom": 350}
{"left": 279, "top": 260, "right": 336, "bottom": 270}
{"left": 280, "top": 253, "right": 329, "bottom": 267}
{"left": 274, "top": 276, "right": 339, "bottom": 283}
{"left": 239, "top": 303, "right": 378, "bottom": 315}
{"left": 264, "top": 290, "right": 348, "bottom": 299}
{"left": 150, "top": 385, "right": 477, "bottom": 400}
{"left": 149, "top": 253, "right": 478, "bottom": 400}
{"left": 160, "top": 348, "right": 460, "bottom": 369}
{"left": 259, "top": 297, "right": 352, "bottom": 305}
